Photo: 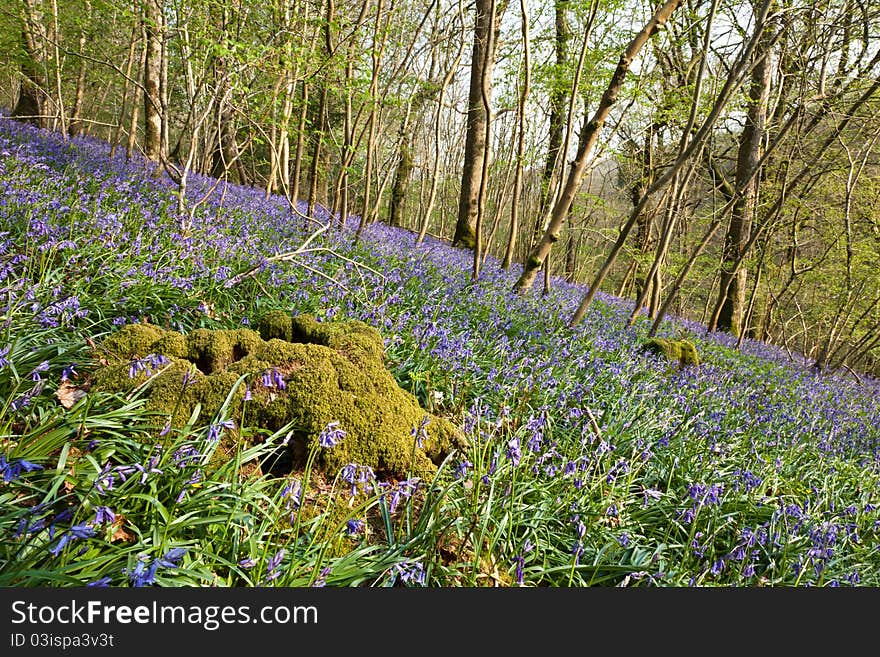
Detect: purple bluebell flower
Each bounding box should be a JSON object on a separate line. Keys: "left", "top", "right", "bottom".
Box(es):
{"left": 49, "top": 524, "right": 95, "bottom": 556}
{"left": 87, "top": 576, "right": 112, "bottom": 587}
{"left": 340, "top": 463, "right": 375, "bottom": 496}
{"left": 392, "top": 561, "right": 426, "bottom": 586}
{"left": 30, "top": 361, "right": 49, "bottom": 381}
{"left": 312, "top": 567, "right": 332, "bottom": 587}
{"left": 318, "top": 421, "right": 345, "bottom": 448}
{"left": 128, "top": 554, "right": 160, "bottom": 587}
{"left": 264, "top": 549, "right": 285, "bottom": 583}
{"left": 157, "top": 547, "right": 188, "bottom": 568}
{"left": 0, "top": 456, "right": 43, "bottom": 482}
{"left": 93, "top": 506, "right": 115, "bottom": 524}
{"left": 207, "top": 419, "right": 235, "bottom": 442}
{"left": 453, "top": 459, "right": 473, "bottom": 480}
{"left": 506, "top": 437, "right": 522, "bottom": 466}
{"left": 411, "top": 415, "right": 430, "bottom": 448}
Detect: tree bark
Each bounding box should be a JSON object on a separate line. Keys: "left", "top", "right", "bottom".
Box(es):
{"left": 452, "top": 0, "right": 502, "bottom": 248}
{"left": 532, "top": 0, "right": 570, "bottom": 248}
{"left": 12, "top": 0, "right": 48, "bottom": 128}
{"left": 503, "top": 0, "right": 531, "bottom": 269}
{"left": 143, "top": 0, "right": 163, "bottom": 162}
{"left": 710, "top": 24, "right": 773, "bottom": 336}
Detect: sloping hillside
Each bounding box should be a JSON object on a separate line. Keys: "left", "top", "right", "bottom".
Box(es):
{"left": 1, "top": 118, "right": 878, "bottom": 587}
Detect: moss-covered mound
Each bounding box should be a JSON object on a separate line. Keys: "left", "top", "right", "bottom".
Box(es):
{"left": 642, "top": 337, "right": 700, "bottom": 367}
{"left": 92, "top": 315, "right": 465, "bottom": 480}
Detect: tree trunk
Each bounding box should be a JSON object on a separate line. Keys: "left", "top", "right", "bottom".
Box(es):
{"left": 12, "top": 0, "right": 48, "bottom": 129}
{"left": 452, "top": 0, "right": 501, "bottom": 248}
{"left": 514, "top": 0, "right": 685, "bottom": 295}
{"left": 711, "top": 27, "right": 773, "bottom": 336}
{"left": 532, "top": 0, "right": 569, "bottom": 248}
{"left": 503, "top": 0, "right": 531, "bottom": 269}
{"left": 143, "top": 0, "right": 163, "bottom": 162}
{"left": 68, "top": 1, "right": 92, "bottom": 137}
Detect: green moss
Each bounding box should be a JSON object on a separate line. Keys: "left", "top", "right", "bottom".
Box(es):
{"left": 678, "top": 341, "right": 700, "bottom": 367}
{"left": 643, "top": 338, "right": 700, "bottom": 368}
{"left": 231, "top": 328, "right": 263, "bottom": 358}
{"left": 187, "top": 328, "right": 233, "bottom": 374}
{"left": 291, "top": 314, "right": 385, "bottom": 364}
{"left": 100, "top": 323, "right": 166, "bottom": 359}
{"left": 92, "top": 316, "right": 465, "bottom": 481}
{"left": 257, "top": 310, "right": 293, "bottom": 342}
{"left": 151, "top": 332, "right": 189, "bottom": 358}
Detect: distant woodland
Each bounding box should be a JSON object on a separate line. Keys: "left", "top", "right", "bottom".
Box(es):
{"left": 2, "top": 0, "right": 878, "bottom": 375}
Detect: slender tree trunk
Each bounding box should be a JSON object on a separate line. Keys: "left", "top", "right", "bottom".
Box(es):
{"left": 472, "top": 0, "right": 497, "bottom": 279}
{"left": 111, "top": 25, "right": 139, "bottom": 157}
{"left": 143, "top": 0, "right": 163, "bottom": 162}
{"left": 514, "top": 0, "right": 685, "bottom": 296}
{"left": 566, "top": 0, "right": 775, "bottom": 325}
{"left": 417, "top": 41, "right": 462, "bottom": 245}
{"left": 710, "top": 25, "right": 773, "bottom": 336}
{"left": 68, "top": 1, "right": 92, "bottom": 137}
{"left": 532, "top": 0, "right": 570, "bottom": 248}
{"left": 291, "top": 81, "right": 308, "bottom": 206}
{"left": 452, "top": 0, "right": 502, "bottom": 248}
{"left": 49, "top": 0, "right": 67, "bottom": 135}
{"left": 12, "top": 0, "right": 48, "bottom": 128}
{"left": 503, "top": 0, "right": 531, "bottom": 269}
{"left": 127, "top": 26, "right": 147, "bottom": 159}
{"left": 307, "top": 87, "right": 328, "bottom": 217}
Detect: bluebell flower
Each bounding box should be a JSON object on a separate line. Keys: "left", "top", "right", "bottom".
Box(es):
{"left": 157, "top": 547, "right": 188, "bottom": 568}
{"left": 128, "top": 555, "right": 160, "bottom": 587}
{"left": 207, "top": 419, "right": 235, "bottom": 442}
{"left": 264, "top": 549, "right": 285, "bottom": 583}
{"left": 0, "top": 456, "right": 43, "bottom": 482}
{"left": 49, "top": 524, "right": 95, "bottom": 556}
{"left": 311, "top": 567, "right": 331, "bottom": 587}
{"left": 392, "top": 561, "right": 426, "bottom": 586}
{"left": 93, "top": 506, "right": 115, "bottom": 524}
{"left": 411, "top": 415, "right": 430, "bottom": 448}
{"left": 87, "top": 576, "right": 112, "bottom": 587}
{"left": 453, "top": 459, "right": 473, "bottom": 480}
{"left": 318, "top": 421, "right": 345, "bottom": 448}
{"left": 346, "top": 519, "right": 365, "bottom": 536}
{"left": 505, "top": 437, "right": 522, "bottom": 466}
{"left": 30, "top": 360, "right": 49, "bottom": 381}
{"left": 513, "top": 555, "right": 526, "bottom": 585}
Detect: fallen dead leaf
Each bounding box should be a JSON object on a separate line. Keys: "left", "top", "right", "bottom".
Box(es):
{"left": 110, "top": 516, "right": 136, "bottom": 543}
{"left": 55, "top": 381, "right": 88, "bottom": 409}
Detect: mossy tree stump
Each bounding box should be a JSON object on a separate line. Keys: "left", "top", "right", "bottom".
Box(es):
{"left": 642, "top": 337, "right": 700, "bottom": 367}
{"left": 92, "top": 313, "right": 465, "bottom": 481}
